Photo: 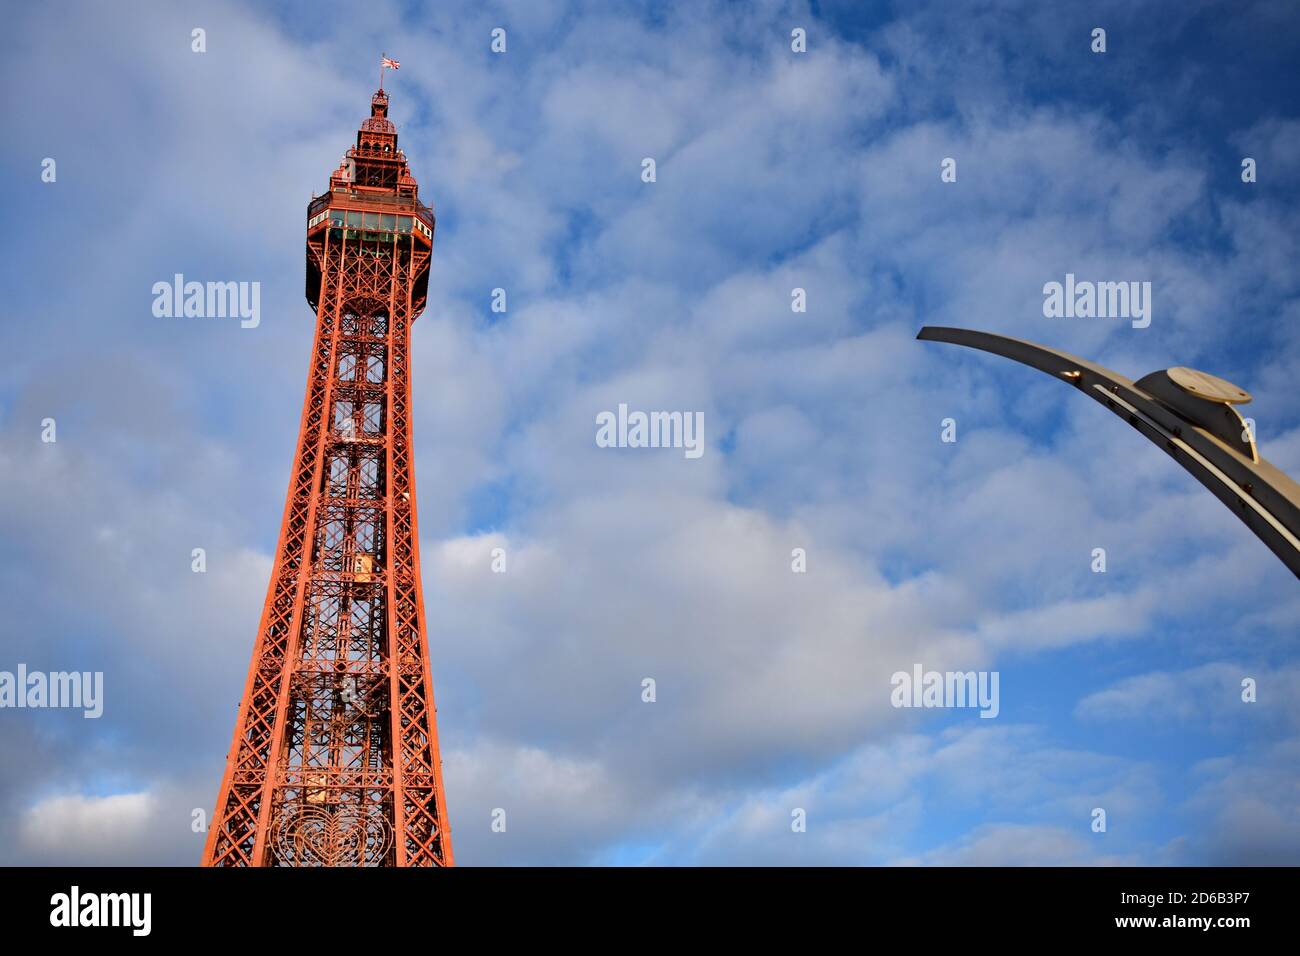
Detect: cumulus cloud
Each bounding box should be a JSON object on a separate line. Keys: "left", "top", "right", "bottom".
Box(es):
{"left": 1076, "top": 662, "right": 1300, "bottom": 731}
{"left": 902, "top": 824, "right": 1134, "bottom": 867}
{"left": 18, "top": 793, "right": 159, "bottom": 865}
{"left": 1176, "top": 740, "right": 1300, "bottom": 865}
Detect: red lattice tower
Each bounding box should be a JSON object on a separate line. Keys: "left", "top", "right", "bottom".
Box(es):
{"left": 203, "top": 88, "right": 453, "bottom": 866}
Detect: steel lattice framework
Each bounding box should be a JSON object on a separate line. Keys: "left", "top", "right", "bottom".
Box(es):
{"left": 203, "top": 88, "right": 453, "bottom": 867}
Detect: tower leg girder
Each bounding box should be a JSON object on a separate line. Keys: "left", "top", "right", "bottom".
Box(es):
{"left": 204, "top": 162, "right": 451, "bottom": 865}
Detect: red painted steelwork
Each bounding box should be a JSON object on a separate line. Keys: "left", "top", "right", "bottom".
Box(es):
{"left": 203, "top": 88, "right": 452, "bottom": 867}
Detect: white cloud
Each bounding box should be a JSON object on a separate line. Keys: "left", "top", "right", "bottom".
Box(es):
{"left": 901, "top": 823, "right": 1134, "bottom": 866}
{"left": 1076, "top": 663, "right": 1300, "bottom": 730}
{"left": 19, "top": 792, "right": 158, "bottom": 864}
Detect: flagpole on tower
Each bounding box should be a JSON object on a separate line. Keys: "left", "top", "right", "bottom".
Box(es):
{"left": 379, "top": 53, "right": 399, "bottom": 91}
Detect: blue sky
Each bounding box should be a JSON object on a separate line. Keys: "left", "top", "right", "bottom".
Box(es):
{"left": 1, "top": 0, "right": 1298, "bottom": 865}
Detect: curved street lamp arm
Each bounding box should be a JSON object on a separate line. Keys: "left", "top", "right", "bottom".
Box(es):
{"left": 918, "top": 325, "right": 1300, "bottom": 580}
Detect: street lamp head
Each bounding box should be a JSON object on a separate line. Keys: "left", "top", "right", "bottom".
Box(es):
{"left": 1165, "top": 366, "right": 1252, "bottom": 405}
